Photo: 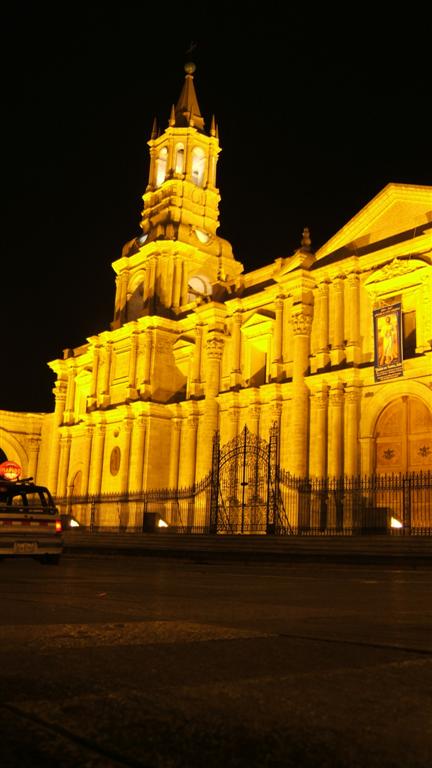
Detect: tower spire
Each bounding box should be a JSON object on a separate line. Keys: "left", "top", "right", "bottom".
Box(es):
{"left": 174, "top": 62, "right": 205, "bottom": 131}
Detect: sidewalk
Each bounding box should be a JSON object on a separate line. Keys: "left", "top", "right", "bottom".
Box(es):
{"left": 63, "top": 530, "right": 432, "bottom": 565}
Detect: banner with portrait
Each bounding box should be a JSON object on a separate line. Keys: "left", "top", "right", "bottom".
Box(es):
{"left": 373, "top": 303, "right": 403, "bottom": 382}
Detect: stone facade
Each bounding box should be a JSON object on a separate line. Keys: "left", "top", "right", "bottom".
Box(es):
{"left": 1, "top": 64, "right": 431, "bottom": 528}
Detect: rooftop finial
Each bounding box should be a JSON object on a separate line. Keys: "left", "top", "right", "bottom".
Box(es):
{"left": 301, "top": 227, "right": 312, "bottom": 251}
{"left": 184, "top": 61, "right": 196, "bottom": 75}
{"left": 184, "top": 41, "right": 197, "bottom": 77}
{"left": 174, "top": 50, "right": 204, "bottom": 131}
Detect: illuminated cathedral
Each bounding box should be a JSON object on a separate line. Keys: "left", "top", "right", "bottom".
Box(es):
{"left": 1, "top": 63, "right": 431, "bottom": 531}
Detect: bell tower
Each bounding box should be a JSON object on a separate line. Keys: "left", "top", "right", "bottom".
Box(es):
{"left": 111, "top": 62, "right": 243, "bottom": 328}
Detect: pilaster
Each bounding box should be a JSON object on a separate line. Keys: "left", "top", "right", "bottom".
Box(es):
{"left": 48, "top": 382, "right": 66, "bottom": 492}
{"left": 271, "top": 297, "right": 284, "bottom": 380}
{"left": 230, "top": 311, "right": 242, "bottom": 388}
{"left": 345, "top": 273, "right": 361, "bottom": 364}
{"left": 315, "top": 281, "right": 331, "bottom": 369}
{"left": 57, "top": 432, "right": 72, "bottom": 498}
{"left": 88, "top": 423, "right": 106, "bottom": 496}
{"left": 100, "top": 341, "right": 112, "bottom": 407}
{"left": 139, "top": 330, "right": 153, "bottom": 400}
{"left": 290, "top": 311, "right": 312, "bottom": 477}
{"left": 328, "top": 382, "right": 345, "bottom": 478}
{"left": 87, "top": 340, "right": 101, "bottom": 411}
{"left": 127, "top": 327, "right": 139, "bottom": 400}
{"left": 344, "top": 385, "right": 361, "bottom": 476}
{"left": 330, "top": 277, "right": 346, "bottom": 366}
{"left": 309, "top": 385, "right": 329, "bottom": 478}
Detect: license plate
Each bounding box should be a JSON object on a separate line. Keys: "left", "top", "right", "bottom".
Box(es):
{"left": 14, "top": 542, "right": 37, "bottom": 554}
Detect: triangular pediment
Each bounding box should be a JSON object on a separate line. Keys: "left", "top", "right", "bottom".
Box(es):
{"left": 241, "top": 310, "right": 275, "bottom": 336}
{"left": 243, "top": 310, "right": 275, "bottom": 326}
{"left": 173, "top": 335, "right": 195, "bottom": 351}
{"left": 277, "top": 249, "right": 315, "bottom": 276}
{"left": 316, "top": 184, "right": 432, "bottom": 261}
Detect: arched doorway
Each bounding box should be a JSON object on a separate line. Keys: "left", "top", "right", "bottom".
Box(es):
{"left": 375, "top": 396, "right": 432, "bottom": 474}
{"left": 374, "top": 396, "right": 432, "bottom": 529}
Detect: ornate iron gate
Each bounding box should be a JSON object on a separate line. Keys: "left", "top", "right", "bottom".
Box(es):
{"left": 210, "top": 424, "right": 279, "bottom": 534}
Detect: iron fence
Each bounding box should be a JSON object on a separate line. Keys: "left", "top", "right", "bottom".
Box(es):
{"left": 55, "top": 470, "right": 432, "bottom": 536}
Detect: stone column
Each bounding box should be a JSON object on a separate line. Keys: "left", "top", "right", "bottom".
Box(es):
{"left": 309, "top": 386, "right": 329, "bottom": 479}
{"left": 227, "top": 404, "right": 240, "bottom": 442}
{"left": 119, "top": 419, "right": 133, "bottom": 530}
{"left": 327, "top": 383, "right": 345, "bottom": 530}
{"left": 269, "top": 401, "right": 282, "bottom": 436}
{"left": 191, "top": 325, "right": 203, "bottom": 383}
{"left": 289, "top": 312, "right": 312, "bottom": 477}
{"left": 328, "top": 383, "right": 345, "bottom": 478}
{"left": 80, "top": 426, "right": 93, "bottom": 500}
{"left": 27, "top": 437, "right": 40, "bottom": 483}
{"left": 248, "top": 403, "right": 260, "bottom": 436}
{"left": 100, "top": 342, "right": 112, "bottom": 407}
{"left": 88, "top": 423, "right": 106, "bottom": 496}
{"left": 48, "top": 381, "right": 67, "bottom": 493}
{"left": 147, "top": 143, "right": 157, "bottom": 188}
{"left": 144, "top": 262, "right": 152, "bottom": 305}
{"left": 180, "top": 415, "right": 199, "bottom": 488}
{"left": 128, "top": 414, "right": 147, "bottom": 493}
{"left": 139, "top": 330, "right": 152, "bottom": 399}
{"left": 196, "top": 333, "right": 224, "bottom": 479}
{"left": 271, "top": 298, "right": 284, "bottom": 380}
{"left": 179, "top": 414, "right": 199, "bottom": 530}
{"left": 63, "top": 365, "right": 76, "bottom": 424}
{"left": 172, "top": 256, "right": 182, "bottom": 308}
{"left": 118, "top": 270, "right": 129, "bottom": 325}
{"left": 308, "top": 386, "right": 329, "bottom": 530}
{"left": 119, "top": 419, "right": 133, "bottom": 495}
{"left": 88, "top": 342, "right": 101, "bottom": 410}
{"left": 346, "top": 273, "right": 360, "bottom": 364}
{"left": 230, "top": 311, "right": 242, "bottom": 388}
{"left": 330, "top": 277, "right": 345, "bottom": 365}
{"left": 279, "top": 398, "right": 291, "bottom": 469}
{"left": 168, "top": 418, "right": 182, "bottom": 524}
{"left": 344, "top": 385, "right": 360, "bottom": 529}
{"left": 127, "top": 326, "right": 139, "bottom": 400}
{"left": 315, "top": 281, "right": 330, "bottom": 368}
{"left": 169, "top": 418, "right": 182, "bottom": 487}
{"left": 57, "top": 433, "right": 71, "bottom": 498}
{"left": 344, "top": 386, "right": 360, "bottom": 477}
{"left": 181, "top": 261, "right": 189, "bottom": 306}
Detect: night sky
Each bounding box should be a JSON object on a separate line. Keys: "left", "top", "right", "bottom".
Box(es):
{"left": 2, "top": 5, "right": 430, "bottom": 413}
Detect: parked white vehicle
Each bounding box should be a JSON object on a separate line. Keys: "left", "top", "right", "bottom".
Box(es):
{"left": 0, "top": 478, "right": 63, "bottom": 564}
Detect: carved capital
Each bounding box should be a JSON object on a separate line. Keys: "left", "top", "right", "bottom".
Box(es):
{"left": 317, "top": 282, "right": 329, "bottom": 298}
{"left": 345, "top": 387, "right": 360, "bottom": 406}
{"left": 313, "top": 390, "right": 329, "bottom": 409}
{"left": 347, "top": 272, "right": 360, "bottom": 288}
{"left": 329, "top": 386, "right": 345, "bottom": 407}
{"left": 206, "top": 334, "right": 224, "bottom": 360}
{"left": 248, "top": 405, "right": 261, "bottom": 420}
{"left": 291, "top": 313, "right": 312, "bottom": 336}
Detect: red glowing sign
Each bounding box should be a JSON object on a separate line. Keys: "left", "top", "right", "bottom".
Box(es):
{"left": 0, "top": 461, "right": 22, "bottom": 480}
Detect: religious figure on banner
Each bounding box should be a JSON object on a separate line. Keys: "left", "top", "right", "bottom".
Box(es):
{"left": 378, "top": 312, "right": 400, "bottom": 366}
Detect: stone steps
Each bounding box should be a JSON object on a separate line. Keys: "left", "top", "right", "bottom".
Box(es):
{"left": 64, "top": 531, "right": 432, "bottom": 564}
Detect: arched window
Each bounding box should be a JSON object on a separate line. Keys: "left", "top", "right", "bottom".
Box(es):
{"left": 155, "top": 147, "right": 168, "bottom": 187}
{"left": 187, "top": 274, "right": 212, "bottom": 303}
{"left": 174, "top": 143, "right": 185, "bottom": 174}
{"left": 191, "top": 147, "right": 205, "bottom": 187}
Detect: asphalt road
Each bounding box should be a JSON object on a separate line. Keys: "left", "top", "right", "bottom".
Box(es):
{"left": 0, "top": 554, "right": 431, "bottom": 767}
